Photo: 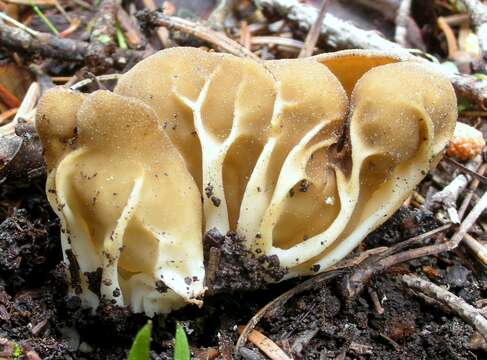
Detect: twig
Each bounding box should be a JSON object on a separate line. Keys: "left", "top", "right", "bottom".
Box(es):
{"left": 342, "top": 224, "right": 452, "bottom": 298}
{"left": 0, "top": 19, "right": 145, "bottom": 67}
{"left": 0, "top": 108, "right": 18, "bottom": 125}
{"left": 141, "top": 0, "right": 171, "bottom": 48}
{"left": 87, "top": 0, "right": 117, "bottom": 72}
{"left": 0, "top": 83, "right": 21, "bottom": 109}
{"left": 368, "top": 287, "right": 384, "bottom": 315}
{"left": 240, "top": 21, "right": 251, "bottom": 49}
{"left": 59, "top": 18, "right": 81, "bottom": 38}
{"left": 254, "top": 0, "right": 487, "bottom": 109}
{"left": 29, "top": 0, "right": 59, "bottom": 35}
{"left": 298, "top": 0, "right": 330, "bottom": 58}
{"left": 71, "top": 0, "right": 92, "bottom": 10}
{"left": 463, "top": 233, "right": 487, "bottom": 266}
{"left": 235, "top": 269, "right": 344, "bottom": 352}
{"left": 445, "top": 157, "right": 487, "bottom": 184}
{"left": 402, "top": 273, "right": 487, "bottom": 341}
{"left": 0, "top": 12, "right": 39, "bottom": 36}
{"left": 251, "top": 36, "right": 304, "bottom": 50}
{"left": 458, "top": 163, "right": 487, "bottom": 219}
{"left": 437, "top": 16, "right": 459, "bottom": 58}
{"left": 218, "top": 331, "right": 234, "bottom": 360}
{"left": 344, "top": 192, "right": 487, "bottom": 299}
{"left": 68, "top": 73, "right": 121, "bottom": 90}
{"left": 394, "top": 0, "right": 411, "bottom": 47}
{"left": 138, "top": 10, "right": 259, "bottom": 61}
{"left": 459, "top": 0, "right": 487, "bottom": 61}
{"left": 204, "top": 247, "right": 221, "bottom": 295}
{"left": 450, "top": 191, "right": 487, "bottom": 247}
{"left": 208, "top": 0, "right": 238, "bottom": 29}
{"left": 427, "top": 155, "right": 482, "bottom": 211}
{"left": 238, "top": 327, "right": 292, "bottom": 360}
{"left": 117, "top": 6, "right": 146, "bottom": 48}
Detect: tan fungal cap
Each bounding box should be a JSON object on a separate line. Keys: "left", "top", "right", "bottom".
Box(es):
{"left": 36, "top": 47, "right": 457, "bottom": 315}
{"left": 37, "top": 89, "right": 203, "bottom": 315}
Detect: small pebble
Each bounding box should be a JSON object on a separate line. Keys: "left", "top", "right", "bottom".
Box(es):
{"left": 446, "top": 265, "right": 470, "bottom": 288}
{"left": 78, "top": 342, "right": 93, "bottom": 354}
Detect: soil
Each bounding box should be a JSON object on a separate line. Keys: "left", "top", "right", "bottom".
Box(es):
{"left": 0, "top": 179, "right": 486, "bottom": 359}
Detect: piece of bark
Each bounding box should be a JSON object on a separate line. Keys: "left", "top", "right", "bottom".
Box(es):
{"left": 0, "top": 19, "right": 146, "bottom": 70}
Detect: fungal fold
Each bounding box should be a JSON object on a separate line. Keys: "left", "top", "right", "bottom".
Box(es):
{"left": 36, "top": 48, "right": 457, "bottom": 315}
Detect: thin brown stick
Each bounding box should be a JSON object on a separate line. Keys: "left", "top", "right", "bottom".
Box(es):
{"left": 138, "top": 10, "right": 259, "bottom": 60}
{"left": 402, "top": 274, "right": 487, "bottom": 341}
{"left": 463, "top": 233, "right": 487, "bottom": 266}
{"left": 142, "top": 0, "right": 171, "bottom": 47}
{"left": 451, "top": 191, "right": 487, "bottom": 247}
{"left": 458, "top": 163, "right": 487, "bottom": 219}
{"left": 239, "top": 21, "right": 252, "bottom": 49}
{"left": 238, "top": 327, "right": 292, "bottom": 360}
{"left": 342, "top": 224, "right": 452, "bottom": 298}
{"left": 437, "top": 16, "right": 459, "bottom": 58}
{"left": 460, "top": 110, "right": 487, "bottom": 117}
{"left": 235, "top": 269, "right": 344, "bottom": 352}
{"left": 0, "top": 107, "right": 18, "bottom": 125}
{"left": 117, "top": 5, "right": 146, "bottom": 48}
{"left": 345, "top": 243, "right": 451, "bottom": 299}
{"left": 0, "top": 83, "right": 20, "bottom": 108}
{"left": 298, "top": 0, "right": 330, "bottom": 58}
{"left": 0, "top": 18, "right": 145, "bottom": 68}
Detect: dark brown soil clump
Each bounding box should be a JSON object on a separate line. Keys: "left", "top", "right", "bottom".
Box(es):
{"left": 203, "top": 228, "right": 288, "bottom": 293}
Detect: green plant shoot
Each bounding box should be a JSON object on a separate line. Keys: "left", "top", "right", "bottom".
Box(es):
{"left": 174, "top": 323, "right": 190, "bottom": 360}
{"left": 128, "top": 321, "right": 152, "bottom": 360}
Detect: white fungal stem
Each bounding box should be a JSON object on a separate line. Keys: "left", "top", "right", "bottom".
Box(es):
{"left": 100, "top": 176, "right": 144, "bottom": 305}
{"left": 173, "top": 68, "right": 238, "bottom": 233}
{"left": 238, "top": 85, "right": 284, "bottom": 246}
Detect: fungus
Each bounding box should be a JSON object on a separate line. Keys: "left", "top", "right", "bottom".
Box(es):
{"left": 36, "top": 48, "right": 457, "bottom": 315}
{"left": 37, "top": 89, "right": 204, "bottom": 315}
{"left": 447, "top": 122, "right": 485, "bottom": 161}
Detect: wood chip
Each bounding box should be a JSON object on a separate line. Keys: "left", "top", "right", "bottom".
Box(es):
{"left": 238, "top": 327, "right": 292, "bottom": 360}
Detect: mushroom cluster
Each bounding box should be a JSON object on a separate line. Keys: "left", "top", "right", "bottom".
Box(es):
{"left": 36, "top": 48, "right": 457, "bottom": 315}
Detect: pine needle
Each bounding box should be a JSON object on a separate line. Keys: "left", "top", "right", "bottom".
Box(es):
{"left": 29, "top": 0, "right": 59, "bottom": 35}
